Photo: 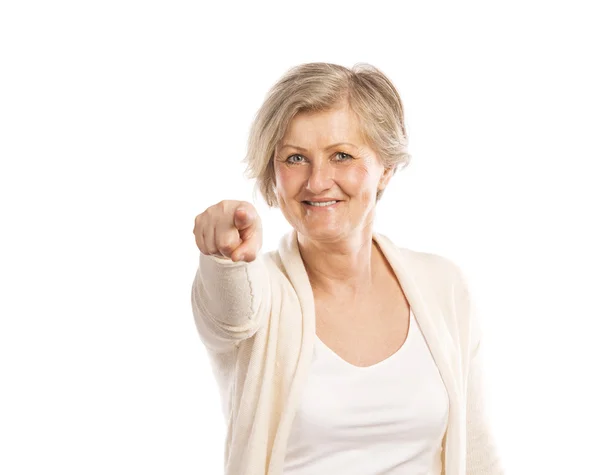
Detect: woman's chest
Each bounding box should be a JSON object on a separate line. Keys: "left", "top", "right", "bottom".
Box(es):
{"left": 284, "top": 304, "right": 450, "bottom": 474}
{"left": 314, "top": 287, "right": 411, "bottom": 368}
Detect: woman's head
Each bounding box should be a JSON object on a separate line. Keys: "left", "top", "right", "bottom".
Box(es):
{"left": 244, "top": 62, "right": 411, "bottom": 241}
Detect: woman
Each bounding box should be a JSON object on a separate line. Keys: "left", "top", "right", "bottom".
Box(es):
{"left": 191, "top": 62, "right": 503, "bottom": 475}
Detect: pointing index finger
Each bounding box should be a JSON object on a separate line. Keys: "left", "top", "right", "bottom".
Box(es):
{"left": 234, "top": 206, "right": 255, "bottom": 231}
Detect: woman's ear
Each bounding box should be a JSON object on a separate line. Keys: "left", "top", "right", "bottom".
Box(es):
{"left": 378, "top": 166, "right": 395, "bottom": 191}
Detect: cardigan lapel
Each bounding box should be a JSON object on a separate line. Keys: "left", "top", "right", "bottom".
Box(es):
{"left": 268, "top": 231, "right": 317, "bottom": 475}
{"left": 374, "top": 232, "right": 461, "bottom": 475}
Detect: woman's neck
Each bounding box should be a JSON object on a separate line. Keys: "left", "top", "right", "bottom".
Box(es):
{"left": 297, "top": 228, "right": 382, "bottom": 298}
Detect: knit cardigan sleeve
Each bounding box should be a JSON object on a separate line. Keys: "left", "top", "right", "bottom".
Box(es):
{"left": 458, "top": 270, "right": 505, "bottom": 475}
{"left": 190, "top": 252, "right": 271, "bottom": 353}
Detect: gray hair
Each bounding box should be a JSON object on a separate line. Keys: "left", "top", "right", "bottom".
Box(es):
{"left": 243, "top": 62, "right": 412, "bottom": 207}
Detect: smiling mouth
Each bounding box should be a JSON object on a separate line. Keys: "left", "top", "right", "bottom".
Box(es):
{"left": 302, "top": 200, "right": 341, "bottom": 207}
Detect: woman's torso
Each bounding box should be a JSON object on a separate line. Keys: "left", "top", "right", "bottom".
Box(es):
{"left": 282, "top": 245, "right": 449, "bottom": 474}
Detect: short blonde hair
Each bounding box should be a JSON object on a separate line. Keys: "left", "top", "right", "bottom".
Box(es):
{"left": 243, "top": 62, "right": 412, "bottom": 207}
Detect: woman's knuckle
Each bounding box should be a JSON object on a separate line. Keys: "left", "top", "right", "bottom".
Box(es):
{"left": 216, "top": 236, "right": 233, "bottom": 253}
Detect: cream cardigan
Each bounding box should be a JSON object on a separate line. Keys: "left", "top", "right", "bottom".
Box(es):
{"left": 191, "top": 231, "right": 503, "bottom": 475}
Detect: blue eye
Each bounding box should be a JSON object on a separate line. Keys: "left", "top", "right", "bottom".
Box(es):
{"left": 335, "top": 152, "right": 353, "bottom": 161}
{"left": 285, "top": 152, "right": 352, "bottom": 164}
{"left": 286, "top": 154, "right": 306, "bottom": 164}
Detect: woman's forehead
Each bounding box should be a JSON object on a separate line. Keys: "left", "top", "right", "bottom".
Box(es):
{"left": 281, "top": 105, "right": 365, "bottom": 147}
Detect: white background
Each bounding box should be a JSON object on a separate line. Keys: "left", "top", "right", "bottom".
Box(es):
{"left": 1, "top": 1, "right": 599, "bottom": 473}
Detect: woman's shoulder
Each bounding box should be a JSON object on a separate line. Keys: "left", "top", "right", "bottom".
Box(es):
{"left": 377, "top": 233, "right": 476, "bottom": 339}
{"left": 374, "top": 232, "right": 466, "bottom": 285}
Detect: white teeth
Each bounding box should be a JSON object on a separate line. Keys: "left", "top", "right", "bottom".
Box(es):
{"left": 306, "top": 200, "right": 337, "bottom": 207}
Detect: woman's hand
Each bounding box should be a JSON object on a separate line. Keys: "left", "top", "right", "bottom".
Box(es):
{"left": 193, "top": 200, "right": 263, "bottom": 262}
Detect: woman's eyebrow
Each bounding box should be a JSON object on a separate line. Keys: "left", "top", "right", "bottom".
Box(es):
{"left": 280, "top": 142, "right": 358, "bottom": 151}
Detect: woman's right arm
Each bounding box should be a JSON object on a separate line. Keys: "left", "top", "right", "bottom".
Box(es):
{"left": 190, "top": 201, "right": 270, "bottom": 353}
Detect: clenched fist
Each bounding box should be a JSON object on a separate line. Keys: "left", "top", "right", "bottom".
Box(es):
{"left": 193, "top": 200, "right": 262, "bottom": 263}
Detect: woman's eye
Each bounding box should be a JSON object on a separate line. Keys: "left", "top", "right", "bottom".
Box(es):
{"left": 286, "top": 154, "right": 305, "bottom": 164}
{"left": 335, "top": 152, "right": 352, "bottom": 161}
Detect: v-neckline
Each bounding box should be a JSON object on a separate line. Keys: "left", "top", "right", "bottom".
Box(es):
{"left": 314, "top": 307, "right": 415, "bottom": 370}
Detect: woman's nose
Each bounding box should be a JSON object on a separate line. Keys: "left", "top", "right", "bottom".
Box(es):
{"left": 306, "top": 162, "right": 335, "bottom": 194}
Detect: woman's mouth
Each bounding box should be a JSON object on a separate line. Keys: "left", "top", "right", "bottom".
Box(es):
{"left": 302, "top": 200, "right": 341, "bottom": 209}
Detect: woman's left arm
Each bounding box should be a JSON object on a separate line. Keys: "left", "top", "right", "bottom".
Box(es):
{"left": 465, "top": 323, "right": 504, "bottom": 474}
{"left": 455, "top": 268, "right": 505, "bottom": 475}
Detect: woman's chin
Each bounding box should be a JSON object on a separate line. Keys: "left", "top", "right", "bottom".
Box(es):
{"left": 301, "top": 222, "right": 347, "bottom": 242}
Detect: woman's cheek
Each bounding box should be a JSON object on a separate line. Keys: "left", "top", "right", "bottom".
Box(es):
{"left": 341, "top": 163, "right": 372, "bottom": 191}
{"left": 277, "top": 166, "right": 305, "bottom": 196}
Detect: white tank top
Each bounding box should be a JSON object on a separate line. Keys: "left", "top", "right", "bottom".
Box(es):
{"left": 282, "top": 309, "right": 449, "bottom": 475}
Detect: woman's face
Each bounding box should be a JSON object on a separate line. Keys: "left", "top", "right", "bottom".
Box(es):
{"left": 273, "top": 101, "right": 393, "bottom": 243}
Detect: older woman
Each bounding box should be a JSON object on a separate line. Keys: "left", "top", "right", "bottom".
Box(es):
{"left": 191, "top": 63, "right": 503, "bottom": 475}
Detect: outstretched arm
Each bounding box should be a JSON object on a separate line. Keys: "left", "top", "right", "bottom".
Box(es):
{"left": 191, "top": 201, "right": 270, "bottom": 353}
